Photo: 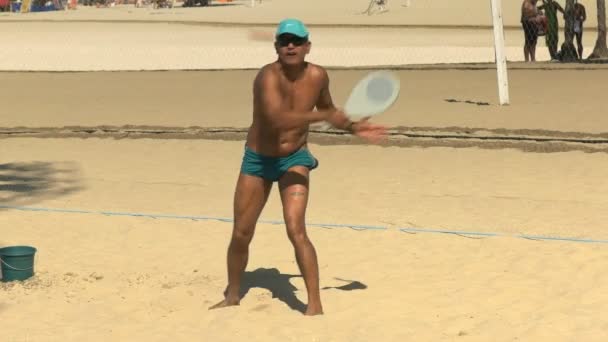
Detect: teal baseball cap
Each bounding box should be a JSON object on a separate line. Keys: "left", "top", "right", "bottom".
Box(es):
{"left": 275, "top": 18, "right": 309, "bottom": 39}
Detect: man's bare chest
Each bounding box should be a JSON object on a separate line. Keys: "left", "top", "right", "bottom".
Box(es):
{"left": 278, "top": 80, "right": 321, "bottom": 111}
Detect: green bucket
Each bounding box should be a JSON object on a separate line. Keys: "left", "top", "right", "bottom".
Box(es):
{"left": 0, "top": 246, "right": 37, "bottom": 282}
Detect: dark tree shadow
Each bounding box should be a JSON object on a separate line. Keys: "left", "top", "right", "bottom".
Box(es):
{"left": 0, "top": 162, "right": 83, "bottom": 207}
{"left": 240, "top": 268, "right": 367, "bottom": 314}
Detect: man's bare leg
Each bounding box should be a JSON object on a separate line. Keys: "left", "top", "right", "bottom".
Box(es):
{"left": 530, "top": 44, "right": 536, "bottom": 62}
{"left": 279, "top": 167, "right": 323, "bottom": 315}
{"left": 524, "top": 45, "right": 530, "bottom": 62}
{"left": 576, "top": 33, "right": 584, "bottom": 59}
{"left": 209, "top": 173, "right": 272, "bottom": 309}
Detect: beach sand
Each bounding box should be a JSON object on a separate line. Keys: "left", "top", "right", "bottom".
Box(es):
{"left": 0, "top": 0, "right": 601, "bottom": 70}
{"left": 2, "top": 68, "right": 608, "bottom": 134}
{"left": 0, "top": 21, "right": 600, "bottom": 70}
{"left": 0, "top": 0, "right": 600, "bottom": 27}
{"left": 2, "top": 138, "right": 608, "bottom": 341}
{"left": 2, "top": 0, "right": 608, "bottom": 341}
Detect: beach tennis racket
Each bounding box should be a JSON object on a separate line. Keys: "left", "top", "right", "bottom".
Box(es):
{"left": 316, "top": 70, "right": 399, "bottom": 130}
{"left": 343, "top": 70, "right": 400, "bottom": 120}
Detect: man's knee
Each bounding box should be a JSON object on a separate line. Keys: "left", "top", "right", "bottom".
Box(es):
{"left": 287, "top": 225, "right": 309, "bottom": 245}
{"left": 231, "top": 227, "right": 254, "bottom": 248}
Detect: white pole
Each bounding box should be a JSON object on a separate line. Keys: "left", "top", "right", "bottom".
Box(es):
{"left": 490, "top": 0, "right": 510, "bottom": 105}
{"left": 251, "top": 0, "right": 254, "bottom": 7}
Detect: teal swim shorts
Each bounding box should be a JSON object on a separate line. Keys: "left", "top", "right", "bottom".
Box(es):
{"left": 240, "top": 146, "right": 319, "bottom": 181}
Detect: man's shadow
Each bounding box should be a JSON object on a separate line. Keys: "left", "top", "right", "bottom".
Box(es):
{"left": 240, "top": 267, "right": 367, "bottom": 314}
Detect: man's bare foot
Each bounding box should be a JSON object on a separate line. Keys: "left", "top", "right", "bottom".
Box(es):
{"left": 304, "top": 304, "right": 324, "bottom": 316}
{"left": 208, "top": 297, "right": 240, "bottom": 310}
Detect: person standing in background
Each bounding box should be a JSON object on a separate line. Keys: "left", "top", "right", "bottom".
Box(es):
{"left": 573, "top": 0, "right": 587, "bottom": 59}
{"left": 539, "top": 0, "right": 565, "bottom": 60}
{"left": 521, "top": 0, "right": 542, "bottom": 62}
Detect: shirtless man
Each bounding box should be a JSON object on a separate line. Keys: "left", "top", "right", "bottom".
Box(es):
{"left": 209, "top": 19, "right": 387, "bottom": 316}
{"left": 521, "top": 0, "right": 542, "bottom": 62}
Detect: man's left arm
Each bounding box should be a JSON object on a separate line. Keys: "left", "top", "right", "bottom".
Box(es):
{"left": 315, "top": 69, "right": 355, "bottom": 132}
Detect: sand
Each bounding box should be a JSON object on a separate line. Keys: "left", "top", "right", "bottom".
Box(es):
{"left": 0, "top": 0, "right": 600, "bottom": 27}
{"left": 2, "top": 0, "right": 608, "bottom": 341}
{"left": 0, "top": 0, "right": 601, "bottom": 70}
{"left": 3, "top": 138, "right": 608, "bottom": 341}
{"left": 0, "top": 21, "right": 600, "bottom": 70}
{"left": 2, "top": 68, "right": 608, "bottom": 134}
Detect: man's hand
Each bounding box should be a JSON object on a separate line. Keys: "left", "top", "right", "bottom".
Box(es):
{"left": 350, "top": 117, "right": 388, "bottom": 144}
{"left": 324, "top": 109, "right": 388, "bottom": 144}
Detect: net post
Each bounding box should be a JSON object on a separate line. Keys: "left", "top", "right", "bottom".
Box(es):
{"left": 490, "top": 0, "right": 510, "bottom": 105}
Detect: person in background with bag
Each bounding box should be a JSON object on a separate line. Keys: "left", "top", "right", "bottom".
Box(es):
{"left": 539, "top": 0, "right": 565, "bottom": 61}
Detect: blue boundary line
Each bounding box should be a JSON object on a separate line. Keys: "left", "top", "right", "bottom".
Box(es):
{"left": 2, "top": 204, "right": 607, "bottom": 244}
{"left": 400, "top": 227, "right": 500, "bottom": 237}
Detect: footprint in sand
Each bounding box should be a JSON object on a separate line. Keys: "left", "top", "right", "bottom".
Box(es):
{"left": 161, "top": 282, "right": 180, "bottom": 289}
{"left": 82, "top": 272, "right": 104, "bottom": 282}
{"left": 250, "top": 304, "right": 270, "bottom": 312}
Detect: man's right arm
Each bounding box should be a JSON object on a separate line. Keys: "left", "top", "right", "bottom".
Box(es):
{"left": 581, "top": 5, "right": 587, "bottom": 21}
{"left": 255, "top": 68, "right": 335, "bottom": 131}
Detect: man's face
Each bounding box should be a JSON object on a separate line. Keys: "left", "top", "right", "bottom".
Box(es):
{"left": 275, "top": 34, "right": 311, "bottom": 65}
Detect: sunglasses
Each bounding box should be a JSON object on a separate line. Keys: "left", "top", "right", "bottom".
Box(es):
{"left": 276, "top": 34, "right": 309, "bottom": 47}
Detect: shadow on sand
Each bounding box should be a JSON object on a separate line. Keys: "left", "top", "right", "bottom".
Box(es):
{"left": 240, "top": 267, "right": 367, "bottom": 314}
{"left": 0, "top": 162, "right": 83, "bottom": 207}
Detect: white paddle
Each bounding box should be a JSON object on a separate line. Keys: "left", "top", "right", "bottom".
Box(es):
{"left": 343, "top": 70, "right": 400, "bottom": 120}
{"left": 317, "top": 70, "right": 399, "bottom": 130}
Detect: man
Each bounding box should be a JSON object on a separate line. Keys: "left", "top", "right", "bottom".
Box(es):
{"left": 209, "top": 19, "right": 387, "bottom": 316}
{"left": 521, "top": 0, "right": 544, "bottom": 62}
{"left": 539, "top": 0, "right": 565, "bottom": 60}
{"left": 573, "top": 0, "right": 587, "bottom": 59}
